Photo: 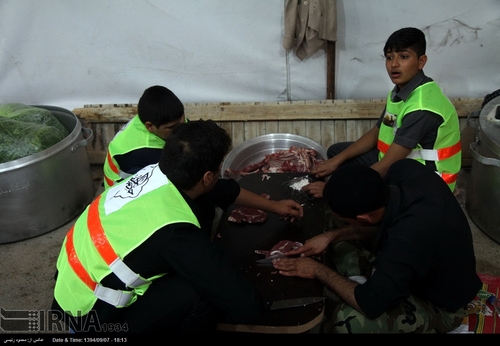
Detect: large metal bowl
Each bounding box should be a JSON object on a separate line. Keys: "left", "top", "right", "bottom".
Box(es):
{"left": 0, "top": 106, "right": 95, "bottom": 244}
{"left": 221, "top": 134, "right": 327, "bottom": 180}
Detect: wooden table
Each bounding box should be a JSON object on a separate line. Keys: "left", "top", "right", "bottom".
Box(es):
{"left": 214, "top": 173, "right": 327, "bottom": 333}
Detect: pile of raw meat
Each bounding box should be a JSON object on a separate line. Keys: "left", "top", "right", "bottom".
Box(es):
{"left": 224, "top": 146, "right": 323, "bottom": 178}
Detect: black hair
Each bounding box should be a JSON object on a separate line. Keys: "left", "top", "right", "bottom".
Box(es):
{"left": 323, "top": 164, "right": 389, "bottom": 219}
{"left": 137, "top": 85, "right": 184, "bottom": 127}
{"left": 159, "top": 119, "right": 231, "bottom": 190}
{"left": 383, "top": 27, "right": 426, "bottom": 57}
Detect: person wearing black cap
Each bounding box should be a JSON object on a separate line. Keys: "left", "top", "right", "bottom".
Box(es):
{"left": 273, "top": 159, "right": 481, "bottom": 333}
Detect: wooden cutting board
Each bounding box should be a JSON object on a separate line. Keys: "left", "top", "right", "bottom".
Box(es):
{"left": 214, "top": 173, "right": 327, "bottom": 331}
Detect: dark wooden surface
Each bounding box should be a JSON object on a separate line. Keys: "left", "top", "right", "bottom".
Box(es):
{"left": 214, "top": 173, "right": 327, "bottom": 332}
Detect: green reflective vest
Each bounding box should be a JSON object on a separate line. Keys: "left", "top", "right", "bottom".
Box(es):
{"left": 54, "top": 164, "right": 200, "bottom": 316}
{"left": 378, "top": 82, "right": 461, "bottom": 191}
{"left": 103, "top": 115, "right": 165, "bottom": 189}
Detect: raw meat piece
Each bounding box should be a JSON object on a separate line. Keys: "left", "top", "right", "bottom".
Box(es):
{"left": 224, "top": 146, "right": 323, "bottom": 178}
{"left": 228, "top": 207, "right": 268, "bottom": 224}
{"left": 228, "top": 193, "right": 270, "bottom": 224}
{"left": 255, "top": 240, "right": 303, "bottom": 258}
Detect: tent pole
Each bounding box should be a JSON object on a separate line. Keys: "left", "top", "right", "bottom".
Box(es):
{"left": 326, "top": 41, "right": 336, "bottom": 100}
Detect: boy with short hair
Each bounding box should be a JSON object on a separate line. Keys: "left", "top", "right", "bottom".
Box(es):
{"left": 306, "top": 27, "right": 461, "bottom": 197}
{"left": 274, "top": 160, "right": 481, "bottom": 333}
{"left": 103, "top": 85, "right": 186, "bottom": 189}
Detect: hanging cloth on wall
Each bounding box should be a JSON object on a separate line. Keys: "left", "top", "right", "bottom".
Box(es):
{"left": 282, "top": 0, "right": 337, "bottom": 61}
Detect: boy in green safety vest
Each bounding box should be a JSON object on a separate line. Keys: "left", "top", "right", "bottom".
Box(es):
{"left": 51, "top": 120, "right": 304, "bottom": 333}
{"left": 304, "top": 27, "right": 461, "bottom": 197}
{"left": 103, "top": 85, "right": 187, "bottom": 189}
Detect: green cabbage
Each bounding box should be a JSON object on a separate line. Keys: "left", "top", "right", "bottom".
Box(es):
{"left": 7, "top": 107, "right": 69, "bottom": 136}
{"left": 0, "top": 104, "right": 69, "bottom": 164}
{"left": 0, "top": 103, "right": 29, "bottom": 117}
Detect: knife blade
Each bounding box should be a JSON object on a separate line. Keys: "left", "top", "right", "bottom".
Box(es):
{"left": 269, "top": 297, "right": 325, "bottom": 310}
{"left": 255, "top": 253, "right": 287, "bottom": 264}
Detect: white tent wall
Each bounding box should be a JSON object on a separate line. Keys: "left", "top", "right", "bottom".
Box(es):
{"left": 0, "top": 0, "right": 499, "bottom": 111}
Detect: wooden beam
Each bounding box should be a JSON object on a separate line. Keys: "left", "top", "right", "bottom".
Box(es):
{"left": 326, "top": 41, "right": 336, "bottom": 99}
{"left": 74, "top": 98, "right": 483, "bottom": 123}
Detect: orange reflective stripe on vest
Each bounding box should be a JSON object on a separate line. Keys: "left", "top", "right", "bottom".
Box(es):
{"left": 377, "top": 140, "right": 390, "bottom": 154}
{"left": 436, "top": 141, "right": 461, "bottom": 160}
{"left": 440, "top": 172, "right": 458, "bottom": 185}
{"left": 106, "top": 151, "right": 119, "bottom": 175}
{"left": 65, "top": 226, "right": 97, "bottom": 291}
{"left": 104, "top": 175, "right": 115, "bottom": 188}
{"left": 377, "top": 139, "right": 461, "bottom": 161}
{"left": 65, "top": 195, "right": 120, "bottom": 291}
{"left": 87, "top": 195, "right": 118, "bottom": 265}
{"left": 104, "top": 151, "right": 119, "bottom": 188}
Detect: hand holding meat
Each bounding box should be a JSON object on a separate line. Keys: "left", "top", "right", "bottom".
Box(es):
{"left": 310, "top": 157, "right": 339, "bottom": 178}
{"left": 228, "top": 199, "right": 303, "bottom": 223}
{"left": 272, "top": 199, "right": 304, "bottom": 221}
{"left": 272, "top": 256, "right": 322, "bottom": 279}
{"left": 284, "top": 232, "right": 332, "bottom": 257}
{"left": 234, "top": 188, "right": 303, "bottom": 222}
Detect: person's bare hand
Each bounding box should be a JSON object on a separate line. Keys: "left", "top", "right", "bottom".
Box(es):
{"left": 285, "top": 232, "right": 331, "bottom": 257}
{"left": 302, "top": 181, "right": 326, "bottom": 199}
{"left": 272, "top": 257, "right": 321, "bottom": 279}
{"left": 310, "top": 159, "right": 337, "bottom": 178}
{"left": 274, "top": 199, "right": 304, "bottom": 220}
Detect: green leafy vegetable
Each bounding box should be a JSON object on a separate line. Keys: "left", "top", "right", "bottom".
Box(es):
{"left": 0, "top": 103, "right": 29, "bottom": 117}
{"left": 0, "top": 104, "right": 69, "bottom": 164}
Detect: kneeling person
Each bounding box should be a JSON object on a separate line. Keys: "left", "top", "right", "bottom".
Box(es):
{"left": 273, "top": 159, "right": 481, "bottom": 333}
{"left": 52, "top": 120, "right": 304, "bottom": 333}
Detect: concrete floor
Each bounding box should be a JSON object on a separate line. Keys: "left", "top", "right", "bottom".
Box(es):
{"left": 0, "top": 166, "right": 499, "bottom": 328}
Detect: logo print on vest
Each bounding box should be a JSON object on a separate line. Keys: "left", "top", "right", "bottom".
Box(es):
{"left": 382, "top": 111, "right": 396, "bottom": 127}
{"left": 114, "top": 171, "right": 151, "bottom": 199}
{"left": 104, "top": 165, "right": 164, "bottom": 215}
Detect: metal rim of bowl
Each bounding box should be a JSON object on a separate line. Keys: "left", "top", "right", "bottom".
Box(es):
{"left": 221, "top": 133, "right": 327, "bottom": 178}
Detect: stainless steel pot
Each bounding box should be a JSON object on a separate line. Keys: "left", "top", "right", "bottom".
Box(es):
{"left": 0, "top": 105, "right": 95, "bottom": 243}
{"left": 466, "top": 95, "right": 500, "bottom": 244}
{"left": 221, "top": 133, "right": 327, "bottom": 180}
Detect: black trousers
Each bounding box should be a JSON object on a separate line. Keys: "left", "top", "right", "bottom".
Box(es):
{"left": 327, "top": 141, "right": 379, "bottom": 166}
{"left": 51, "top": 273, "right": 224, "bottom": 334}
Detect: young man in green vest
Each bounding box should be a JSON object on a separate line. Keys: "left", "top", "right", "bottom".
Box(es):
{"left": 51, "top": 120, "right": 304, "bottom": 333}
{"left": 103, "top": 85, "right": 186, "bottom": 189}
{"left": 305, "top": 27, "right": 461, "bottom": 197}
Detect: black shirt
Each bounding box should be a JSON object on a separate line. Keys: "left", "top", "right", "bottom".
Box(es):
{"left": 115, "top": 147, "right": 163, "bottom": 175}
{"left": 54, "top": 178, "right": 267, "bottom": 327}
{"left": 354, "top": 159, "right": 481, "bottom": 319}
{"left": 110, "top": 178, "right": 265, "bottom": 322}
